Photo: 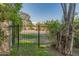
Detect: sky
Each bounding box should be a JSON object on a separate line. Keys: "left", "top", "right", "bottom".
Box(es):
{"left": 21, "top": 3, "right": 79, "bottom": 24}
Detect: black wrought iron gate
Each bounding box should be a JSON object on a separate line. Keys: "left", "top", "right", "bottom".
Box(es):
{"left": 9, "top": 24, "right": 49, "bottom": 55}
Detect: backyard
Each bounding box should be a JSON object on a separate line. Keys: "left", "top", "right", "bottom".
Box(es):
{"left": 10, "top": 33, "right": 79, "bottom": 56}
{"left": 0, "top": 3, "right": 79, "bottom": 56}
{"left": 10, "top": 38, "right": 79, "bottom": 56}
{"left": 10, "top": 40, "right": 62, "bottom": 56}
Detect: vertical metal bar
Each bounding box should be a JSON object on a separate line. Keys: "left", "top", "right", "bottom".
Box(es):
{"left": 12, "top": 25, "right": 15, "bottom": 47}
{"left": 9, "top": 25, "right": 12, "bottom": 50}
{"left": 17, "top": 25, "right": 19, "bottom": 49}
{"left": 38, "top": 24, "right": 40, "bottom": 48}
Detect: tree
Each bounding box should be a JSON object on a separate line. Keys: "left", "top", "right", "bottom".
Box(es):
{"left": 45, "top": 20, "right": 61, "bottom": 46}
{"left": 56, "top": 3, "right": 76, "bottom": 55}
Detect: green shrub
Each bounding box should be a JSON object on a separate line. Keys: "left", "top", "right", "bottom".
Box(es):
{"left": 74, "top": 36, "right": 79, "bottom": 48}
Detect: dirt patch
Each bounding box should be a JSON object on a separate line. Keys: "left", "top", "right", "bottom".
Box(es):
{"left": 20, "top": 30, "right": 48, "bottom": 34}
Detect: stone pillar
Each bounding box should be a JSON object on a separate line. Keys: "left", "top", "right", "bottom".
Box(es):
{"left": 0, "top": 20, "right": 10, "bottom": 54}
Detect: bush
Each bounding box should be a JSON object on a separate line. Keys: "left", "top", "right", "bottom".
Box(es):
{"left": 74, "top": 36, "right": 79, "bottom": 48}
{"left": 74, "top": 29, "right": 79, "bottom": 48}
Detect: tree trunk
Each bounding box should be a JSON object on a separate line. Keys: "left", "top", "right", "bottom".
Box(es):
{"left": 56, "top": 3, "right": 76, "bottom": 55}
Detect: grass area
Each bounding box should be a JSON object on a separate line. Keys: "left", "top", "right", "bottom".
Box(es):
{"left": 10, "top": 34, "right": 63, "bottom": 56}
{"left": 10, "top": 41, "right": 62, "bottom": 56}
{"left": 20, "top": 34, "right": 48, "bottom": 39}
{"left": 10, "top": 34, "right": 79, "bottom": 56}
{"left": 10, "top": 43, "right": 50, "bottom": 56}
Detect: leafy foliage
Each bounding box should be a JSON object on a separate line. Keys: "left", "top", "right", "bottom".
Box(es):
{"left": 45, "top": 20, "right": 61, "bottom": 40}
{"left": 0, "top": 3, "right": 22, "bottom": 24}
{"left": 45, "top": 20, "right": 61, "bottom": 32}
{"left": 73, "top": 17, "right": 79, "bottom": 48}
